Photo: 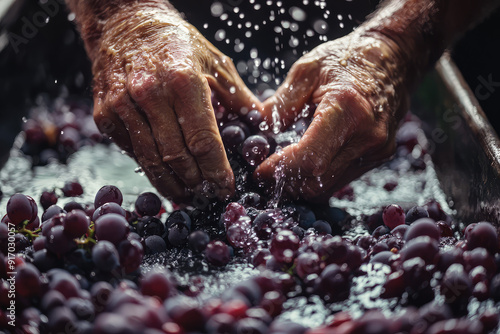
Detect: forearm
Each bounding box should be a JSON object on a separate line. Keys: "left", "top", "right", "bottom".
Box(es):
{"left": 359, "top": 0, "right": 500, "bottom": 87}
{"left": 64, "top": 0, "right": 178, "bottom": 61}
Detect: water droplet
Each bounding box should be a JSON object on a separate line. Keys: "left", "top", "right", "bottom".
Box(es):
{"left": 214, "top": 29, "right": 226, "bottom": 41}
{"left": 210, "top": 2, "right": 224, "bottom": 17}
{"left": 289, "top": 6, "right": 306, "bottom": 21}
{"left": 134, "top": 167, "right": 145, "bottom": 175}
{"left": 313, "top": 19, "right": 329, "bottom": 34}
{"left": 229, "top": 86, "right": 236, "bottom": 94}
{"left": 259, "top": 121, "right": 269, "bottom": 131}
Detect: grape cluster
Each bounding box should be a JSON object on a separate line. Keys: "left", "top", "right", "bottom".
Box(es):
{"left": 20, "top": 96, "right": 108, "bottom": 166}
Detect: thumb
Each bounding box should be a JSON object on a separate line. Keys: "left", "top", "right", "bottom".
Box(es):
{"left": 262, "top": 61, "right": 319, "bottom": 130}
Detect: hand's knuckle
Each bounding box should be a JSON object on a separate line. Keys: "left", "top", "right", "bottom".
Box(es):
{"left": 187, "top": 130, "right": 221, "bottom": 158}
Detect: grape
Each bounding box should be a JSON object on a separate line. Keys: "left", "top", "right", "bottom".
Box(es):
{"left": 405, "top": 206, "right": 429, "bottom": 224}
{"left": 67, "top": 297, "right": 95, "bottom": 320}
{"left": 165, "top": 210, "right": 191, "bottom": 230}
{"left": 382, "top": 204, "right": 405, "bottom": 229}
{"left": 206, "top": 313, "right": 236, "bottom": 334}
{"left": 236, "top": 317, "right": 268, "bottom": 334}
{"left": 94, "top": 213, "right": 130, "bottom": 246}
{"left": 63, "top": 210, "right": 90, "bottom": 238}
{"left": 238, "top": 192, "right": 262, "bottom": 208}
{"left": 205, "top": 241, "right": 231, "bottom": 266}
{"left": 47, "top": 306, "right": 78, "bottom": 333}
{"left": 316, "top": 263, "right": 350, "bottom": 302}
{"left": 15, "top": 263, "right": 42, "bottom": 297}
{"left": 45, "top": 225, "right": 77, "bottom": 256}
{"left": 62, "top": 180, "right": 84, "bottom": 197}
{"left": 463, "top": 247, "right": 497, "bottom": 275}
{"left": 7, "top": 193, "right": 37, "bottom": 226}
{"left": 312, "top": 220, "right": 332, "bottom": 235}
{"left": 40, "top": 190, "right": 58, "bottom": 210}
{"left": 144, "top": 235, "right": 167, "bottom": 254}
{"left": 164, "top": 296, "right": 206, "bottom": 332}
{"left": 222, "top": 202, "right": 247, "bottom": 227}
{"left": 426, "top": 319, "right": 483, "bottom": 334}
{"left": 118, "top": 239, "right": 144, "bottom": 274}
{"left": 167, "top": 222, "right": 190, "bottom": 247}
{"left": 188, "top": 230, "right": 210, "bottom": 253}
{"left": 92, "top": 240, "right": 120, "bottom": 272}
{"left": 64, "top": 201, "right": 85, "bottom": 212}
{"left": 90, "top": 281, "right": 113, "bottom": 312}
{"left": 92, "top": 202, "right": 127, "bottom": 221}
{"left": 136, "top": 216, "right": 165, "bottom": 237}
{"left": 466, "top": 222, "right": 498, "bottom": 254}
{"left": 294, "top": 252, "right": 320, "bottom": 279}
{"left": 94, "top": 185, "right": 123, "bottom": 208}
{"left": 135, "top": 192, "right": 162, "bottom": 217}
{"left": 49, "top": 271, "right": 81, "bottom": 299}
{"left": 270, "top": 230, "right": 300, "bottom": 264}
{"left": 370, "top": 251, "right": 396, "bottom": 265}
{"left": 140, "top": 269, "right": 172, "bottom": 301}
{"left": 268, "top": 320, "right": 307, "bottom": 334}
{"left": 42, "top": 204, "right": 65, "bottom": 222}
{"left": 241, "top": 135, "right": 270, "bottom": 165}
{"left": 404, "top": 218, "right": 440, "bottom": 241}
{"left": 221, "top": 125, "right": 246, "bottom": 149}
{"left": 400, "top": 236, "right": 439, "bottom": 264}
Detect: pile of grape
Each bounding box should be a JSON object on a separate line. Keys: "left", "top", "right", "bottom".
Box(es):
{"left": 19, "top": 96, "right": 107, "bottom": 166}
{"left": 1, "top": 100, "right": 500, "bottom": 334}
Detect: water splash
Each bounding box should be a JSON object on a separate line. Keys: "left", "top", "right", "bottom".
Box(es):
{"left": 267, "top": 154, "right": 287, "bottom": 208}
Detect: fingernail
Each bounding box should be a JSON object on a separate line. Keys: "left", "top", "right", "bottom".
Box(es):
{"left": 303, "top": 153, "right": 326, "bottom": 177}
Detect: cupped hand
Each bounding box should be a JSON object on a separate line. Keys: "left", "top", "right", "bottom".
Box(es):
{"left": 255, "top": 32, "right": 410, "bottom": 202}
{"left": 91, "top": 4, "right": 262, "bottom": 203}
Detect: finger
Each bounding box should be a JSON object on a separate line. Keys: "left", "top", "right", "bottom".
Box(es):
{"left": 93, "top": 94, "right": 135, "bottom": 158}
{"left": 107, "top": 90, "right": 191, "bottom": 202}
{"left": 206, "top": 54, "right": 263, "bottom": 115}
{"left": 127, "top": 71, "right": 203, "bottom": 190}
{"left": 261, "top": 61, "right": 320, "bottom": 129}
{"left": 171, "top": 67, "right": 235, "bottom": 200}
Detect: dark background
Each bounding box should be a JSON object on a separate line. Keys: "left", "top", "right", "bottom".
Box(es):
{"left": 1, "top": 0, "right": 499, "bottom": 164}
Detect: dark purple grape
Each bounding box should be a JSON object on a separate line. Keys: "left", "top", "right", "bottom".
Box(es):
{"left": 41, "top": 290, "right": 66, "bottom": 312}
{"left": 7, "top": 193, "right": 37, "bottom": 226}
{"left": 164, "top": 296, "right": 206, "bottom": 332}
{"left": 235, "top": 317, "right": 268, "bottom": 334}
{"left": 42, "top": 205, "right": 65, "bottom": 222}
{"left": 466, "top": 222, "right": 498, "bottom": 254}
{"left": 243, "top": 109, "right": 264, "bottom": 130}
{"left": 135, "top": 192, "right": 162, "bottom": 217}
{"left": 61, "top": 181, "right": 84, "bottom": 197}
{"left": 316, "top": 263, "right": 350, "bottom": 302}
{"left": 205, "top": 240, "right": 231, "bottom": 266}
{"left": 15, "top": 263, "right": 41, "bottom": 297}
{"left": 206, "top": 313, "right": 236, "bottom": 334}
{"left": 270, "top": 230, "right": 300, "bottom": 263}
{"left": 370, "top": 251, "right": 396, "bottom": 265}
{"left": 318, "top": 236, "right": 348, "bottom": 265}
{"left": 268, "top": 320, "right": 307, "bottom": 334}
{"left": 463, "top": 247, "right": 497, "bottom": 275}
{"left": 165, "top": 210, "right": 191, "bottom": 230}
{"left": 94, "top": 213, "right": 130, "bottom": 246}
{"left": 167, "top": 222, "right": 190, "bottom": 247}
{"left": 424, "top": 200, "right": 447, "bottom": 221}
{"left": 222, "top": 202, "right": 247, "bottom": 227}
{"left": 118, "top": 239, "right": 144, "bottom": 274}
{"left": 136, "top": 216, "right": 165, "bottom": 237}
{"left": 63, "top": 210, "right": 90, "bottom": 238}
{"left": 94, "top": 185, "right": 123, "bottom": 208}
{"left": 140, "top": 269, "right": 172, "bottom": 301}
{"left": 45, "top": 225, "right": 77, "bottom": 256}
{"left": 382, "top": 204, "right": 405, "bottom": 229}
{"left": 64, "top": 201, "right": 85, "bottom": 212}
{"left": 221, "top": 125, "right": 246, "bottom": 149}
{"left": 238, "top": 192, "right": 262, "bottom": 208}
{"left": 92, "top": 240, "right": 119, "bottom": 272}
{"left": 144, "top": 235, "right": 167, "bottom": 254}
{"left": 48, "top": 271, "right": 81, "bottom": 299}
{"left": 92, "top": 202, "right": 127, "bottom": 222}
{"left": 90, "top": 281, "right": 113, "bottom": 312}
{"left": 313, "top": 220, "right": 332, "bottom": 235}
{"left": 404, "top": 218, "right": 440, "bottom": 241}
{"left": 40, "top": 190, "right": 58, "bottom": 211}
{"left": 241, "top": 135, "right": 270, "bottom": 166}
{"left": 405, "top": 206, "right": 429, "bottom": 224}
{"left": 400, "top": 236, "right": 439, "bottom": 264}
{"left": 391, "top": 224, "right": 409, "bottom": 238}
{"left": 188, "top": 230, "right": 210, "bottom": 253}
{"left": 67, "top": 297, "right": 95, "bottom": 321}
{"left": 294, "top": 252, "right": 320, "bottom": 279}
{"left": 426, "top": 318, "right": 483, "bottom": 334}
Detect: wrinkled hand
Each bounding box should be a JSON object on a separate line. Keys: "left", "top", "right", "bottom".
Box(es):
{"left": 91, "top": 4, "right": 261, "bottom": 202}
{"left": 255, "top": 32, "right": 410, "bottom": 202}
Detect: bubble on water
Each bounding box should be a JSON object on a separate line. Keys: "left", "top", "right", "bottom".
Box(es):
{"left": 214, "top": 29, "right": 226, "bottom": 41}
{"left": 210, "top": 2, "right": 224, "bottom": 17}
{"left": 313, "top": 20, "right": 329, "bottom": 34}
{"left": 289, "top": 6, "right": 306, "bottom": 21}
